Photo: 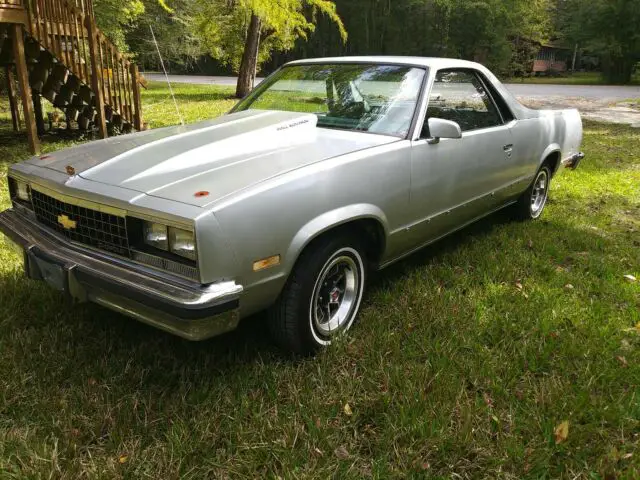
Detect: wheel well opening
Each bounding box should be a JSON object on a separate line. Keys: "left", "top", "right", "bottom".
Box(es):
{"left": 304, "top": 219, "right": 386, "bottom": 267}
{"left": 543, "top": 151, "right": 561, "bottom": 176}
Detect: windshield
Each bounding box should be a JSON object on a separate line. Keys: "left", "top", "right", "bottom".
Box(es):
{"left": 234, "top": 63, "right": 426, "bottom": 138}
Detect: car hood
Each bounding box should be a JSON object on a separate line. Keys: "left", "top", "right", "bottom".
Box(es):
{"left": 26, "top": 110, "right": 398, "bottom": 207}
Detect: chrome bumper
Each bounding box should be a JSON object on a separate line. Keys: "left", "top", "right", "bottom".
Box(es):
{"left": 0, "top": 208, "right": 243, "bottom": 341}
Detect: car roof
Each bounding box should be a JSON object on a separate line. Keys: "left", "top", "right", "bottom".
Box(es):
{"left": 286, "top": 56, "right": 482, "bottom": 70}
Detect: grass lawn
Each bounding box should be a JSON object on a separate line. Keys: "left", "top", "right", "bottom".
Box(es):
{"left": 0, "top": 82, "right": 639, "bottom": 478}
{"left": 507, "top": 71, "right": 640, "bottom": 86}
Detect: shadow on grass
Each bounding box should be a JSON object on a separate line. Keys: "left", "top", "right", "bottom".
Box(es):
{"left": 369, "top": 208, "right": 516, "bottom": 289}
{"left": 0, "top": 202, "right": 627, "bottom": 382}
{"left": 0, "top": 115, "right": 100, "bottom": 161}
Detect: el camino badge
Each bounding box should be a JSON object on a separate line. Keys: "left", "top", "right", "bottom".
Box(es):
{"left": 57, "top": 214, "right": 77, "bottom": 230}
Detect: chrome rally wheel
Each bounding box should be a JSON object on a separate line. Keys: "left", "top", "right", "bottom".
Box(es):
{"left": 513, "top": 164, "right": 552, "bottom": 221}
{"left": 530, "top": 168, "right": 549, "bottom": 218}
{"left": 268, "top": 234, "right": 368, "bottom": 354}
{"left": 309, "top": 248, "right": 365, "bottom": 345}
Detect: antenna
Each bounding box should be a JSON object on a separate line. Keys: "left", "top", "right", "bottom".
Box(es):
{"left": 150, "top": 25, "right": 184, "bottom": 126}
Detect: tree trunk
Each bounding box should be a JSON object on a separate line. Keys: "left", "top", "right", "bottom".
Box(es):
{"left": 236, "top": 14, "right": 261, "bottom": 99}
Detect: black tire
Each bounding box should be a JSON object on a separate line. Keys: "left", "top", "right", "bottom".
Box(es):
{"left": 513, "top": 165, "right": 552, "bottom": 220}
{"left": 268, "top": 233, "right": 368, "bottom": 355}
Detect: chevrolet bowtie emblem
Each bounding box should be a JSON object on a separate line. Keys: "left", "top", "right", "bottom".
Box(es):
{"left": 57, "top": 214, "right": 77, "bottom": 230}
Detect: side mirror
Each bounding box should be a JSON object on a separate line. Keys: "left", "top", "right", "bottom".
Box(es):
{"left": 427, "top": 118, "right": 462, "bottom": 144}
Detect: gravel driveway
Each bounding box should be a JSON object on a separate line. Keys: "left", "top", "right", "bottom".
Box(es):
{"left": 145, "top": 73, "right": 640, "bottom": 127}
{"left": 506, "top": 84, "right": 640, "bottom": 127}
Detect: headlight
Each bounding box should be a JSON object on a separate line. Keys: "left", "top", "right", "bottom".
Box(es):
{"left": 143, "top": 222, "right": 168, "bottom": 250}
{"left": 168, "top": 227, "right": 197, "bottom": 261}
{"left": 16, "top": 181, "right": 30, "bottom": 202}
{"left": 10, "top": 178, "right": 31, "bottom": 202}
{"left": 141, "top": 221, "right": 196, "bottom": 261}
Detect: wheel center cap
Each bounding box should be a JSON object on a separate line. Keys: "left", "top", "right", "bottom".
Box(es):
{"left": 329, "top": 288, "right": 341, "bottom": 304}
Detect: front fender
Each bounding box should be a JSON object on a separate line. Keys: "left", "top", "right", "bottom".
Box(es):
{"left": 284, "top": 203, "right": 389, "bottom": 272}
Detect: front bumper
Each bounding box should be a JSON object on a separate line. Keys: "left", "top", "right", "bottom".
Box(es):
{"left": 0, "top": 207, "right": 243, "bottom": 341}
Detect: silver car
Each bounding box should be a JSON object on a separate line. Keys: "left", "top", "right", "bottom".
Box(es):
{"left": 0, "top": 57, "right": 584, "bottom": 353}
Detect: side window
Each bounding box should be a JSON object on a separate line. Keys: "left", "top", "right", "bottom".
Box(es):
{"left": 423, "top": 69, "right": 503, "bottom": 135}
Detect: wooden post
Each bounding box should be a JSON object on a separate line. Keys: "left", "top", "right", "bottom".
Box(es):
{"left": 130, "top": 63, "right": 142, "bottom": 131}
{"left": 85, "top": 18, "right": 107, "bottom": 138}
{"left": 11, "top": 24, "right": 39, "bottom": 155}
{"left": 32, "top": 91, "right": 45, "bottom": 135}
{"left": 5, "top": 66, "right": 21, "bottom": 132}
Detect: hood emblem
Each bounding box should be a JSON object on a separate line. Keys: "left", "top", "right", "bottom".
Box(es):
{"left": 66, "top": 165, "right": 76, "bottom": 176}
{"left": 57, "top": 214, "right": 77, "bottom": 230}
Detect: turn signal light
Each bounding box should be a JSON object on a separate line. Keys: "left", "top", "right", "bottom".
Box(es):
{"left": 253, "top": 255, "right": 281, "bottom": 272}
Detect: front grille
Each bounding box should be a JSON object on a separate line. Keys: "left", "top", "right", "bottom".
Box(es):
{"left": 31, "top": 189, "right": 130, "bottom": 256}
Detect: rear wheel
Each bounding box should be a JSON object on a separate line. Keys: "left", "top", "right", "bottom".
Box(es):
{"left": 513, "top": 165, "right": 551, "bottom": 220}
{"left": 268, "top": 234, "right": 368, "bottom": 354}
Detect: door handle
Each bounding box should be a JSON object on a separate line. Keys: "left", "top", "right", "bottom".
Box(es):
{"left": 503, "top": 144, "right": 514, "bottom": 152}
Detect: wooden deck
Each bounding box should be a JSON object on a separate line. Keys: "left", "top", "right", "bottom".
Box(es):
{"left": 0, "top": 0, "right": 27, "bottom": 24}
{"left": 1, "top": 0, "right": 141, "bottom": 154}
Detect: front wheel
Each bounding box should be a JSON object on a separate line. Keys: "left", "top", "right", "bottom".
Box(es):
{"left": 513, "top": 165, "right": 552, "bottom": 220}
{"left": 268, "top": 234, "right": 368, "bottom": 354}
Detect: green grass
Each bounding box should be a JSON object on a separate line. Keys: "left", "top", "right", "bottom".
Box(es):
{"left": 507, "top": 71, "right": 640, "bottom": 86}
{"left": 1, "top": 82, "right": 639, "bottom": 478}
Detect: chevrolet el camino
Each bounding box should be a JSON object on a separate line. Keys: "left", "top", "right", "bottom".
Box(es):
{"left": 0, "top": 57, "right": 584, "bottom": 353}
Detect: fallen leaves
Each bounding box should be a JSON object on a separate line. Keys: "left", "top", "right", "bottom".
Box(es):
{"left": 623, "top": 274, "right": 637, "bottom": 283}
{"left": 564, "top": 284, "right": 575, "bottom": 290}
{"left": 118, "top": 455, "right": 128, "bottom": 464}
{"left": 514, "top": 280, "right": 529, "bottom": 298}
{"left": 334, "top": 445, "right": 350, "bottom": 460}
{"left": 343, "top": 403, "right": 353, "bottom": 416}
{"left": 616, "top": 356, "right": 628, "bottom": 368}
{"left": 554, "top": 420, "right": 569, "bottom": 444}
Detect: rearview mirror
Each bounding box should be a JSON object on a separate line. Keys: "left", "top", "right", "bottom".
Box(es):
{"left": 427, "top": 118, "right": 462, "bottom": 144}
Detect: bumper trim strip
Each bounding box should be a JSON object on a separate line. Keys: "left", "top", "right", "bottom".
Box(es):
{"left": 0, "top": 208, "right": 243, "bottom": 340}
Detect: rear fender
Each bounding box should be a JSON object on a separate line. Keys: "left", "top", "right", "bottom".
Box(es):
{"left": 540, "top": 143, "right": 561, "bottom": 171}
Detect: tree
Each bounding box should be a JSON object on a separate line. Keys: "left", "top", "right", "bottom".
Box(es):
{"left": 126, "top": 0, "right": 206, "bottom": 71}
{"left": 196, "top": 0, "right": 347, "bottom": 98}
{"left": 274, "top": 0, "right": 552, "bottom": 77}
{"left": 93, "top": 0, "right": 146, "bottom": 51}
{"left": 558, "top": 0, "right": 640, "bottom": 84}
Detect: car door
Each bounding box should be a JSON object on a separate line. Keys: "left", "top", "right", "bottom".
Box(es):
{"left": 406, "top": 68, "right": 515, "bottom": 246}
